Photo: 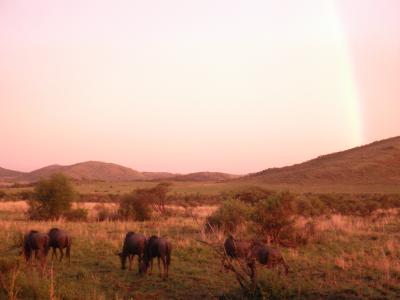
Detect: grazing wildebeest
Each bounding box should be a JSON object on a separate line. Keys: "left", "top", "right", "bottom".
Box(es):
{"left": 117, "top": 232, "right": 147, "bottom": 272}
{"left": 139, "top": 235, "right": 172, "bottom": 279}
{"left": 48, "top": 228, "right": 72, "bottom": 263}
{"left": 221, "top": 235, "right": 252, "bottom": 271}
{"left": 249, "top": 242, "right": 289, "bottom": 274}
{"left": 223, "top": 235, "right": 288, "bottom": 274}
{"left": 23, "top": 230, "right": 49, "bottom": 267}
{"left": 224, "top": 235, "right": 252, "bottom": 259}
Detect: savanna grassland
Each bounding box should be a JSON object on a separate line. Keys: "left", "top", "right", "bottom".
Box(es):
{"left": 1, "top": 197, "right": 400, "bottom": 300}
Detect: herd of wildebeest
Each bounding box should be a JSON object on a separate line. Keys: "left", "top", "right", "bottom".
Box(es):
{"left": 22, "top": 229, "right": 288, "bottom": 280}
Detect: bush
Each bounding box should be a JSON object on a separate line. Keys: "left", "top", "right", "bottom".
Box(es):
{"left": 227, "top": 186, "right": 275, "bottom": 205}
{"left": 27, "top": 173, "right": 75, "bottom": 220}
{"left": 17, "top": 191, "right": 35, "bottom": 200}
{"left": 0, "top": 190, "right": 6, "bottom": 200}
{"left": 95, "top": 204, "right": 118, "bottom": 221}
{"left": 118, "top": 190, "right": 152, "bottom": 221}
{"left": 205, "top": 199, "right": 252, "bottom": 233}
{"left": 251, "top": 191, "right": 296, "bottom": 243}
{"left": 64, "top": 208, "right": 88, "bottom": 221}
{"left": 295, "top": 195, "right": 327, "bottom": 217}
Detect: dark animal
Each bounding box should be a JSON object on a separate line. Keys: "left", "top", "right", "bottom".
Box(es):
{"left": 223, "top": 235, "right": 288, "bottom": 274}
{"left": 48, "top": 228, "right": 72, "bottom": 263}
{"left": 140, "top": 235, "right": 172, "bottom": 279}
{"left": 23, "top": 230, "right": 49, "bottom": 267}
{"left": 117, "top": 232, "right": 147, "bottom": 272}
{"left": 224, "top": 235, "right": 252, "bottom": 259}
{"left": 249, "top": 242, "right": 289, "bottom": 274}
{"left": 221, "top": 235, "right": 252, "bottom": 271}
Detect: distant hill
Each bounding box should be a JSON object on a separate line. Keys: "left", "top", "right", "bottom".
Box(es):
{"left": 242, "top": 136, "right": 400, "bottom": 185}
{"left": 142, "top": 172, "right": 178, "bottom": 180}
{"left": 172, "top": 172, "right": 241, "bottom": 182}
{"left": 2, "top": 136, "right": 399, "bottom": 185}
{"left": 18, "top": 161, "right": 146, "bottom": 182}
{"left": 2, "top": 162, "right": 238, "bottom": 183}
{"left": 0, "top": 167, "right": 24, "bottom": 180}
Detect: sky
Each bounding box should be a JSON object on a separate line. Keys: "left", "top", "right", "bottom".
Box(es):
{"left": 0, "top": 0, "right": 399, "bottom": 174}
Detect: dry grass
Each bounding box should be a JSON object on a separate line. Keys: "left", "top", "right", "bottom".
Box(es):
{"left": 1, "top": 203, "right": 400, "bottom": 299}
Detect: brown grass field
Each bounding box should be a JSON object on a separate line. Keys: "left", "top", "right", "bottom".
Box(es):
{"left": 1, "top": 198, "right": 400, "bottom": 299}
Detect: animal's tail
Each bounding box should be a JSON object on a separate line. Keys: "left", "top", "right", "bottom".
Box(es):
{"left": 166, "top": 243, "right": 172, "bottom": 266}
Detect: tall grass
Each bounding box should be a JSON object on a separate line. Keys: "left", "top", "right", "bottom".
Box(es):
{"left": 1, "top": 203, "right": 400, "bottom": 299}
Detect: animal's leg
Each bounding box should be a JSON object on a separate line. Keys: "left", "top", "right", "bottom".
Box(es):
{"left": 38, "top": 250, "right": 46, "bottom": 274}
{"left": 138, "top": 255, "right": 142, "bottom": 273}
{"left": 149, "top": 258, "right": 153, "bottom": 275}
{"left": 165, "top": 257, "right": 169, "bottom": 279}
{"left": 59, "top": 248, "right": 64, "bottom": 262}
{"left": 66, "top": 245, "right": 71, "bottom": 264}
{"left": 51, "top": 248, "right": 56, "bottom": 261}
{"left": 128, "top": 255, "right": 133, "bottom": 271}
{"left": 157, "top": 257, "right": 161, "bottom": 277}
{"left": 160, "top": 256, "right": 166, "bottom": 279}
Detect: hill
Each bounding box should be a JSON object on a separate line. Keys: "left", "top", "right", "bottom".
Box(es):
{"left": 142, "top": 172, "right": 178, "bottom": 180}
{"left": 172, "top": 172, "right": 241, "bottom": 182}
{"left": 18, "top": 161, "right": 147, "bottom": 182}
{"left": 243, "top": 136, "right": 400, "bottom": 185}
{"left": 0, "top": 167, "right": 25, "bottom": 180}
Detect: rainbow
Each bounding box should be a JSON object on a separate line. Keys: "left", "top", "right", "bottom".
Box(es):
{"left": 325, "top": 0, "right": 363, "bottom": 146}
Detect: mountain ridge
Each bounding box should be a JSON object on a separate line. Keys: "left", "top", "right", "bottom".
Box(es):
{"left": 242, "top": 136, "right": 400, "bottom": 185}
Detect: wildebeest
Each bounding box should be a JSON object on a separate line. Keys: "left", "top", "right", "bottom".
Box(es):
{"left": 23, "top": 230, "right": 49, "bottom": 267}
{"left": 249, "top": 242, "right": 289, "bottom": 274}
{"left": 223, "top": 235, "right": 252, "bottom": 260}
{"left": 139, "top": 235, "right": 172, "bottom": 279}
{"left": 117, "top": 232, "right": 147, "bottom": 272}
{"left": 48, "top": 228, "right": 72, "bottom": 263}
{"left": 221, "top": 235, "right": 252, "bottom": 272}
{"left": 223, "top": 235, "right": 288, "bottom": 274}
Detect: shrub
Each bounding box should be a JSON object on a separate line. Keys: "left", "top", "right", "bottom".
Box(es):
{"left": 251, "top": 191, "right": 296, "bottom": 243}
{"left": 95, "top": 205, "right": 118, "bottom": 221}
{"left": 27, "top": 173, "right": 75, "bottom": 220}
{"left": 118, "top": 190, "right": 152, "bottom": 221}
{"left": 64, "top": 208, "right": 88, "bottom": 221}
{"left": 16, "top": 191, "right": 35, "bottom": 200}
{"left": 148, "top": 182, "right": 172, "bottom": 214}
{"left": 205, "top": 199, "right": 252, "bottom": 233}
{"left": 229, "top": 186, "right": 274, "bottom": 205}
{"left": 295, "top": 195, "right": 327, "bottom": 217}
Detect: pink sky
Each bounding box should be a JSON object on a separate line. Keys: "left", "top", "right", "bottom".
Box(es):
{"left": 0, "top": 0, "right": 399, "bottom": 174}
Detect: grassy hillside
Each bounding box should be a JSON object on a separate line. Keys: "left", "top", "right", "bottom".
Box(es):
{"left": 242, "top": 136, "right": 400, "bottom": 186}
{"left": 0, "top": 167, "right": 24, "bottom": 179}
{"left": 17, "top": 161, "right": 147, "bottom": 182}
{"left": 2, "top": 163, "right": 239, "bottom": 183}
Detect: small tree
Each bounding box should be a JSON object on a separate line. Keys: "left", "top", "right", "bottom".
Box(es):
{"left": 118, "top": 189, "right": 152, "bottom": 221}
{"left": 149, "top": 182, "right": 172, "bottom": 214}
{"left": 206, "top": 199, "right": 252, "bottom": 233}
{"left": 27, "top": 173, "right": 75, "bottom": 220}
{"left": 251, "top": 191, "right": 296, "bottom": 244}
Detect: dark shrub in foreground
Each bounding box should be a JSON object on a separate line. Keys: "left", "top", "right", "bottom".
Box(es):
{"left": 27, "top": 173, "right": 75, "bottom": 220}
